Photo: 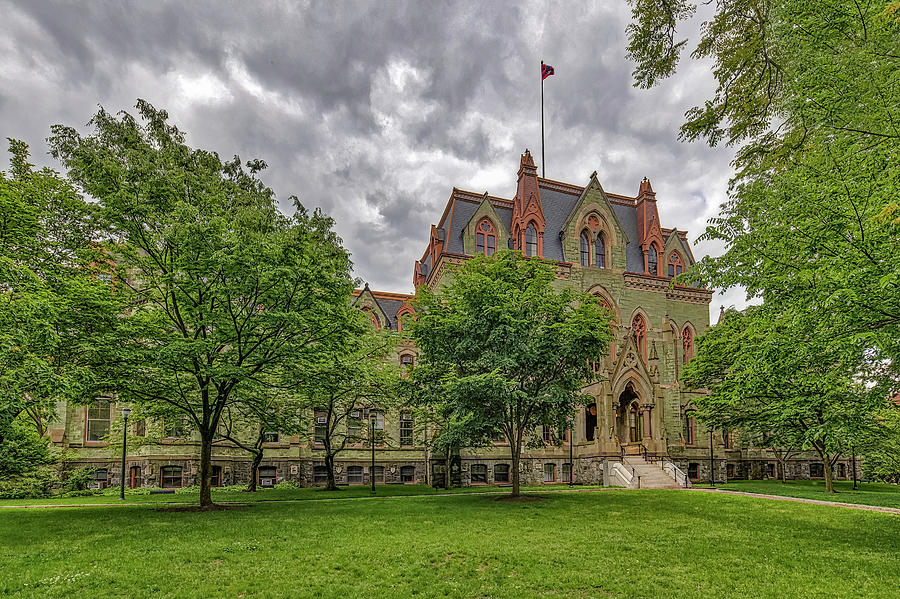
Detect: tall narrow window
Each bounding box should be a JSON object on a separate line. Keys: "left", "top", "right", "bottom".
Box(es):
{"left": 129, "top": 465, "right": 141, "bottom": 489}
{"left": 210, "top": 465, "right": 222, "bottom": 487}
{"left": 629, "top": 403, "right": 642, "bottom": 442}
{"left": 647, "top": 243, "right": 659, "bottom": 275}
{"left": 595, "top": 233, "right": 606, "bottom": 268}
{"left": 682, "top": 327, "right": 694, "bottom": 364}
{"left": 543, "top": 463, "right": 556, "bottom": 483}
{"left": 314, "top": 411, "right": 327, "bottom": 445}
{"left": 668, "top": 251, "right": 684, "bottom": 277}
{"left": 86, "top": 398, "right": 111, "bottom": 442}
{"left": 400, "top": 413, "right": 414, "bottom": 446}
{"left": 684, "top": 410, "right": 696, "bottom": 445}
{"left": 372, "top": 465, "right": 385, "bottom": 483}
{"left": 580, "top": 231, "right": 590, "bottom": 266}
{"left": 631, "top": 314, "right": 647, "bottom": 360}
{"left": 525, "top": 223, "right": 538, "bottom": 257}
{"left": 476, "top": 219, "right": 496, "bottom": 256}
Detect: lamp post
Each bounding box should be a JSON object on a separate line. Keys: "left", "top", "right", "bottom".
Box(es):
{"left": 370, "top": 415, "right": 376, "bottom": 495}
{"left": 851, "top": 445, "right": 858, "bottom": 490}
{"left": 568, "top": 416, "right": 574, "bottom": 488}
{"left": 120, "top": 406, "right": 131, "bottom": 500}
{"left": 708, "top": 428, "right": 715, "bottom": 488}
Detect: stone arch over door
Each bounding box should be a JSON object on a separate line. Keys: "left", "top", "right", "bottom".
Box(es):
{"left": 611, "top": 371, "right": 655, "bottom": 450}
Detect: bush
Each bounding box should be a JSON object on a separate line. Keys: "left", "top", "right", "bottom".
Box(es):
{"left": 274, "top": 481, "right": 301, "bottom": 490}
{"left": 0, "top": 467, "right": 58, "bottom": 499}
{"left": 61, "top": 467, "right": 97, "bottom": 493}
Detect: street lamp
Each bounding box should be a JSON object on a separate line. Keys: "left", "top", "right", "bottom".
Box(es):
{"left": 568, "top": 416, "right": 574, "bottom": 488}
{"left": 370, "top": 414, "right": 376, "bottom": 496}
{"left": 120, "top": 406, "right": 131, "bottom": 500}
{"left": 709, "top": 428, "right": 715, "bottom": 488}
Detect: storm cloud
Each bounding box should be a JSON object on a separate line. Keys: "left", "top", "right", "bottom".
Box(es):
{"left": 0, "top": 0, "right": 747, "bottom": 319}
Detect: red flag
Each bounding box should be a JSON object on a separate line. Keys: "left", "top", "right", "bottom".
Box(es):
{"left": 541, "top": 63, "right": 555, "bottom": 80}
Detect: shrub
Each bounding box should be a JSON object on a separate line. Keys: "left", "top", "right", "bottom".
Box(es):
{"left": 0, "top": 467, "right": 58, "bottom": 499}
{"left": 61, "top": 467, "right": 97, "bottom": 493}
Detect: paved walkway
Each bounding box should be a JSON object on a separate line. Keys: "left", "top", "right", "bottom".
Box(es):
{"left": 691, "top": 487, "right": 900, "bottom": 515}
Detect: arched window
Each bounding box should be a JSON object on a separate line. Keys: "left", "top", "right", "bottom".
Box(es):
{"left": 580, "top": 231, "right": 590, "bottom": 266}
{"left": 668, "top": 252, "right": 684, "bottom": 277}
{"left": 595, "top": 232, "right": 606, "bottom": 268}
{"left": 525, "top": 223, "right": 538, "bottom": 257}
{"left": 476, "top": 219, "right": 496, "bottom": 256}
{"left": 631, "top": 314, "right": 647, "bottom": 360}
{"left": 682, "top": 326, "right": 694, "bottom": 364}
{"left": 647, "top": 243, "right": 659, "bottom": 276}
{"left": 362, "top": 307, "right": 379, "bottom": 329}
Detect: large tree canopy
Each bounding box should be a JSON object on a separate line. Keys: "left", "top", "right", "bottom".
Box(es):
{"left": 411, "top": 251, "right": 613, "bottom": 496}
{"left": 48, "top": 101, "right": 356, "bottom": 507}
{"left": 627, "top": 1, "right": 900, "bottom": 383}
{"left": 0, "top": 139, "right": 121, "bottom": 476}
{"left": 682, "top": 306, "right": 887, "bottom": 492}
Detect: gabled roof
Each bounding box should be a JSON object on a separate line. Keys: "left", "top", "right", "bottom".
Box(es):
{"left": 352, "top": 287, "right": 415, "bottom": 331}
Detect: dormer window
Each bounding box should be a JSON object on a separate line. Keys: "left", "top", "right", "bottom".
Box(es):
{"left": 476, "top": 219, "right": 496, "bottom": 256}
{"left": 580, "top": 231, "right": 590, "bottom": 266}
{"left": 595, "top": 232, "right": 606, "bottom": 269}
{"left": 525, "top": 223, "right": 538, "bottom": 257}
{"left": 668, "top": 252, "right": 684, "bottom": 277}
{"left": 647, "top": 243, "right": 659, "bottom": 276}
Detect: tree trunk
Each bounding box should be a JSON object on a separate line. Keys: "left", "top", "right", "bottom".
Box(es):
{"left": 325, "top": 452, "right": 339, "bottom": 491}
{"left": 199, "top": 430, "right": 214, "bottom": 508}
{"left": 510, "top": 439, "right": 521, "bottom": 497}
{"left": 444, "top": 447, "right": 451, "bottom": 490}
{"left": 246, "top": 449, "right": 263, "bottom": 492}
{"left": 823, "top": 453, "right": 835, "bottom": 493}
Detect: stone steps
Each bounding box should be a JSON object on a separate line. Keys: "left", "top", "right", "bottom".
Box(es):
{"left": 622, "top": 457, "right": 684, "bottom": 489}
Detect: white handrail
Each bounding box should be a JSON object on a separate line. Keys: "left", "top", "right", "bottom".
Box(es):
{"left": 663, "top": 461, "right": 692, "bottom": 488}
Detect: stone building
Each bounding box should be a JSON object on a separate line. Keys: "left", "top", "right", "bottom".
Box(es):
{"left": 47, "top": 150, "right": 856, "bottom": 489}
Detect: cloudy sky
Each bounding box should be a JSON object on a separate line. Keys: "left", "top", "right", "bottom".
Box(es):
{"left": 1, "top": 0, "right": 747, "bottom": 320}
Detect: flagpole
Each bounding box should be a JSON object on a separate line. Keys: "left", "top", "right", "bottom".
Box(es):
{"left": 541, "top": 60, "right": 545, "bottom": 178}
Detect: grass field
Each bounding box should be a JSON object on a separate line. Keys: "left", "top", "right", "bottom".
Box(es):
{"left": 706, "top": 479, "right": 900, "bottom": 509}
{"left": 1, "top": 489, "right": 899, "bottom": 598}
{"left": 0, "top": 483, "right": 598, "bottom": 506}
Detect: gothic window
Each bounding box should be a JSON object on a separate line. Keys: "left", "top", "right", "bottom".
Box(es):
{"left": 595, "top": 232, "right": 606, "bottom": 268}
{"left": 668, "top": 251, "right": 684, "bottom": 277}
{"left": 647, "top": 243, "right": 659, "bottom": 275}
{"left": 525, "top": 222, "right": 538, "bottom": 257}
{"left": 476, "top": 219, "right": 496, "bottom": 256}
{"left": 631, "top": 314, "right": 647, "bottom": 360}
{"left": 86, "top": 398, "right": 111, "bottom": 442}
{"left": 682, "top": 326, "right": 694, "bottom": 364}
{"left": 362, "top": 307, "right": 380, "bottom": 329}
{"left": 580, "top": 231, "right": 590, "bottom": 266}
{"left": 585, "top": 405, "right": 597, "bottom": 441}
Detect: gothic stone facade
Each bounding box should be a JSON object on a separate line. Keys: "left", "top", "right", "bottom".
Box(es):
{"left": 48, "top": 150, "right": 856, "bottom": 489}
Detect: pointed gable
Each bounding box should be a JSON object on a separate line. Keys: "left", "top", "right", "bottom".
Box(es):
{"left": 635, "top": 177, "right": 665, "bottom": 275}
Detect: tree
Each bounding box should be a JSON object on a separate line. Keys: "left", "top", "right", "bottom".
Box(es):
{"left": 48, "top": 101, "right": 356, "bottom": 508}
{"left": 298, "top": 317, "right": 399, "bottom": 491}
{"left": 682, "top": 306, "right": 885, "bottom": 492}
{"left": 860, "top": 404, "right": 900, "bottom": 484}
{"left": 410, "top": 250, "right": 613, "bottom": 497}
{"left": 0, "top": 139, "right": 121, "bottom": 475}
{"left": 627, "top": 1, "right": 900, "bottom": 386}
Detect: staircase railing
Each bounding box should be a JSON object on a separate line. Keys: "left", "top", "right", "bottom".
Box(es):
{"left": 663, "top": 461, "right": 692, "bottom": 488}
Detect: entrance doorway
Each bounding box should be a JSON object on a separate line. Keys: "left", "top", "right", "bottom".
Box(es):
{"left": 617, "top": 383, "right": 642, "bottom": 445}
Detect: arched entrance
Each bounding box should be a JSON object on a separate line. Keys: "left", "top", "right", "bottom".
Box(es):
{"left": 616, "top": 383, "right": 643, "bottom": 446}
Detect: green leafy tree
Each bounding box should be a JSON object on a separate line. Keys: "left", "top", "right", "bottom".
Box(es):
{"left": 682, "top": 306, "right": 885, "bottom": 492}
{"left": 860, "top": 405, "right": 900, "bottom": 483}
{"left": 0, "top": 139, "right": 121, "bottom": 475}
{"left": 298, "top": 318, "right": 399, "bottom": 491}
{"left": 627, "top": 1, "right": 900, "bottom": 384}
{"left": 48, "top": 101, "right": 356, "bottom": 508}
{"left": 410, "top": 251, "right": 613, "bottom": 497}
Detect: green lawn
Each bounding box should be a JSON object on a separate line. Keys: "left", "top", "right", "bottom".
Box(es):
{"left": 1, "top": 490, "right": 899, "bottom": 598}
{"left": 706, "top": 479, "right": 900, "bottom": 509}
{"left": 0, "top": 484, "right": 598, "bottom": 506}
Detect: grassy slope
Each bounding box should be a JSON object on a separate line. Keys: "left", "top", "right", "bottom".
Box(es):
{"left": 707, "top": 480, "right": 900, "bottom": 509}
{"left": 1, "top": 491, "right": 899, "bottom": 598}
